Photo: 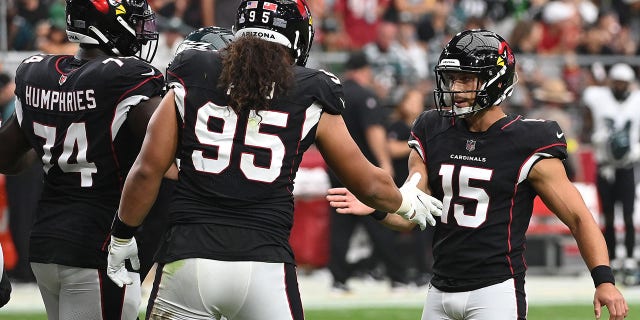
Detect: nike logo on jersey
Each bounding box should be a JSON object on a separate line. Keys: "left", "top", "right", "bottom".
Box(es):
{"left": 556, "top": 131, "right": 564, "bottom": 139}
{"left": 141, "top": 68, "right": 155, "bottom": 76}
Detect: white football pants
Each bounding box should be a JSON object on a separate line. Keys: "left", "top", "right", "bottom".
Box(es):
{"left": 147, "top": 258, "right": 303, "bottom": 320}
{"left": 422, "top": 277, "right": 527, "bottom": 320}
{"left": 31, "top": 263, "right": 141, "bottom": 320}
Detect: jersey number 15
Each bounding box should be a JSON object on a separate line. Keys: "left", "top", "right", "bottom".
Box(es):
{"left": 439, "top": 164, "right": 493, "bottom": 228}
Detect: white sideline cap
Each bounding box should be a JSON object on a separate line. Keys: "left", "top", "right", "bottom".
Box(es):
{"left": 609, "top": 63, "right": 635, "bottom": 82}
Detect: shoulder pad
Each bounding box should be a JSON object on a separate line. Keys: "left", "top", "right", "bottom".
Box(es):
{"left": 167, "top": 50, "right": 221, "bottom": 86}
{"left": 304, "top": 68, "right": 345, "bottom": 115}
{"left": 515, "top": 118, "right": 568, "bottom": 160}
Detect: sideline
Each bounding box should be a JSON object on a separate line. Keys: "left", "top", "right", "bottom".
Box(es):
{"left": 2, "top": 269, "right": 640, "bottom": 314}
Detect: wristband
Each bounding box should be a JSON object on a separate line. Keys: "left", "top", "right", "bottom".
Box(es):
{"left": 370, "top": 211, "right": 388, "bottom": 221}
{"left": 111, "top": 214, "right": 138, "bottom": 239}
{"left": 590, "top": 265, "right": 615, "bottom": 287}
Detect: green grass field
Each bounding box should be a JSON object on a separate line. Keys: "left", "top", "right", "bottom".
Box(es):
{"left": 1, "top": 304, "right": 638, "bottom": 320}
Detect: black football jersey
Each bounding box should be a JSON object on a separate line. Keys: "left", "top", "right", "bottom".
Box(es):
{"left": 160, "top": 49, "right": 344, "bottom": 264}
{"left": 409, "top": 111, "right": 567, "bottom": 291}
{"left": 14, "top": 54, "right": 164, "bottom": 268}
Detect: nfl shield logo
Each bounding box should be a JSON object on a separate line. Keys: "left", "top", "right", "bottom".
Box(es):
{"left": 465, "top": 139, "right": 476, "bottom": 152}
{"left": 59, "top": 74, "right": 67, "bottom": 85}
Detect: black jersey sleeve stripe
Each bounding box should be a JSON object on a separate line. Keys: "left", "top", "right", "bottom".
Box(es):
{"left": 409, "top": 131, "right": 426, "bottom": 163}
{"left": 300, "top": 102, "right": 323, "bottom": 140}
{"left": 517, "top": 143, "right": 567, "bottom": 183}
{"left": 112, "top": 95, "right": 149, "bottom": 141}
{"left": 116, "top": 74, "right": 163, "bottom": 103}
{"left": 171, "top": 83, "right": 187, "bottom": 123}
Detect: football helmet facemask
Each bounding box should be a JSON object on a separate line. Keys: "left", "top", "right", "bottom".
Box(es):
{"left": 234, "top": 0, "right": 314, "bottom": 67}
{"left": 434, "top": 29, "right": 518, "bottom": 118}
{"left": 66, "top": 0, "right": 159, "bottom": 63}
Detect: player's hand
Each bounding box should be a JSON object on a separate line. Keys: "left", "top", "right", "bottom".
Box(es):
{"left": 593, "top": 283, "right": 628, "bottom": 320}
{"left": 327, "top": 188, "right": 375, "bottom": 215}
{"left": 394, "top": 173, "right": 443, "bottom": 230}
{"left": 107, "top": 236, "right": 139, "bottom": 287}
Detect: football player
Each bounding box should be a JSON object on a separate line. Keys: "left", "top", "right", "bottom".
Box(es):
{"left": 583, "top": 63, "right": 640, "bottom": 280}
{"left": 105, "top": 0, "right": 442, "bottom": 319}
{"left": 0, "top": 0, "right": 168, "bottom": 318}
{"left": 327, "top": 29, "right": 628, "bottom": 320}
{"left": 132, "top": 26, "right": 236, "bottom": 288}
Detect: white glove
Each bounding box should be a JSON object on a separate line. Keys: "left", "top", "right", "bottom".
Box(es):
{"left": 394, "top": 173, "right": 443, "bottom": 230}
{"left": 599, "top": 165, "right": 615, "bottom": 183}
{"left": 107, "top": 236, "right": 139, "bottom": 287}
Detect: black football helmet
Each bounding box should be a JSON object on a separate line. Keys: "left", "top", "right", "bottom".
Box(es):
{"left": 434, "top": 29, "right": 518, "bottom": 118}
{"left": 66, "top": 0, "right": 159, "bottom": 63}
{"left": 234, "top": 0, "right": 314, "bottom": 66}
{"left": 175, "top": 26, "right": 234, "bottom": 55}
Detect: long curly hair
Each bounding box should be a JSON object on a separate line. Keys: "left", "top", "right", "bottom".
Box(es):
{"left": 219, "top": 36, "right": 294, "bottom": 115}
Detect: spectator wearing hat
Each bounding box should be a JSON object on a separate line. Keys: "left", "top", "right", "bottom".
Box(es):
{"left": 583, "top": 63, "right": 640, "bottom": 276}
{"left": 538, "top": 1, "right": 582, "bottom": 54}
{"left": 327, "top": 51, "right": 409, "bottom": 293}
{"left": 528, "top": 78, "right": 578, "bottom": 180}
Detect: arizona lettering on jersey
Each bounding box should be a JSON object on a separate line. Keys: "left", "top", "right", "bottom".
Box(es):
{"left": 160, "top": 49, "right": 344, "bottom": 264}
{"left": 409, "top": 111, "right": 567, "bottom": 292}
{"left": 13, "top": 54, "right": 164, "bottom": 268}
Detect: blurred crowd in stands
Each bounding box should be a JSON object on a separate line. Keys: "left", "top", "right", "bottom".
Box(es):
{"left": 2, "top": 0, "right": 640, "bottom": 289}
{"left": 3, "top": 0, "right": 640, "bottom": 119}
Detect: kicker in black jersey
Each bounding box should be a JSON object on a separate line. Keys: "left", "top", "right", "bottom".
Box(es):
{"left": 409, "top": 110, "right": 567, "bottom": 290}
{"left": 161, "top": 49, "right": 344, "bottom": 264}
{"left": 14, "top": 54, "right": 164, "bottom": 268}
